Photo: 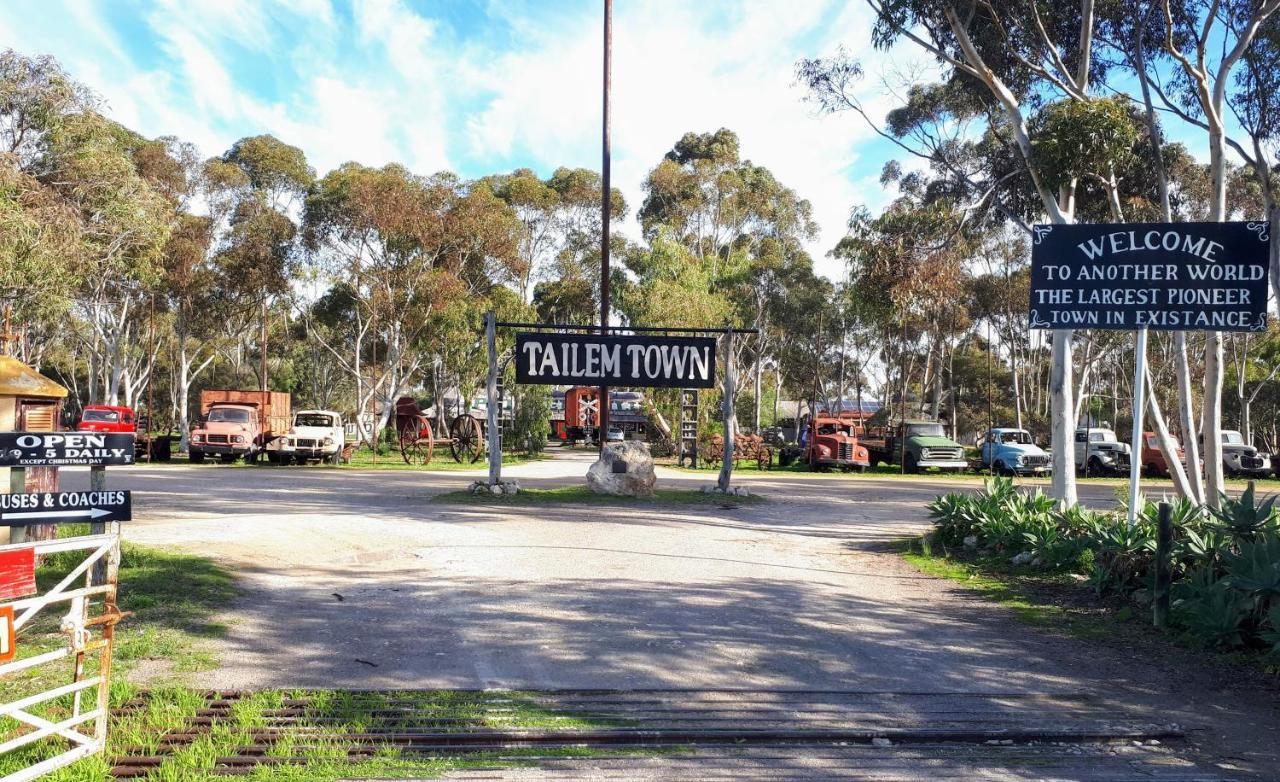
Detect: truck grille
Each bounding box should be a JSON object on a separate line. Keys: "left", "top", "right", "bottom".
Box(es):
{"left": 924, "top": 448, "right": 963, "bottom": 460}
{"left": 207, "top": 434, "right": 229, "bottom": 445}
{"left": 297, "top": 438, "right": 317, "bottom": 449}
{"left": 1023, "top": 455, "right": 1050, "bottom": 467}
{"left": 1243, "top": 455, "right": 1264, "bottom": 469}
{"left": 838, "top": 442, "right": 853, "bottom": 461}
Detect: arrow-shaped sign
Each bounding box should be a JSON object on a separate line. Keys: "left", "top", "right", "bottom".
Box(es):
{"left": 1, "top": 508, "right": 115, "bottom": 522}
{"left": 0, "top": 491, "right": 130, "bottom": 526}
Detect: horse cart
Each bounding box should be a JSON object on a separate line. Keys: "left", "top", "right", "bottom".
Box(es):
{"left": 700, "top": 433, "right": 773, "bottom": 470}
{"left": 394, "top": 397, "right": 487, "bottom": 465}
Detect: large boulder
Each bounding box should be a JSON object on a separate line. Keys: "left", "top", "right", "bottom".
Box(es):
{"left": 586, "top": 441, "right": 657, "bottom": 497}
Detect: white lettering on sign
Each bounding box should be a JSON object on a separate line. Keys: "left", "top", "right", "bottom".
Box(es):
{"left": 1077, "top": 231, "right": 1224, "bottom": 261}
{"left": 14, "top": 433, "right": 107, "bottom": 449}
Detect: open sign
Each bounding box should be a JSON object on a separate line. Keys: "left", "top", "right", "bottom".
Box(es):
{"left": 0, "top": 432, "right": 135, "bottom": 467}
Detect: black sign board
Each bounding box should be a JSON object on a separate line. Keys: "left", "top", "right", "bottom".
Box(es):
{"left": 516, "top": 333, "right": 717, "bottom": 388}
{"left": 1029, "top": 221, "right": 1269, "bottom": 332}
{"left": 0, "top": 432, "right": 136, "bottom": 467}
{"left": 0, "top": 490, "right": 131, "bottom": 526}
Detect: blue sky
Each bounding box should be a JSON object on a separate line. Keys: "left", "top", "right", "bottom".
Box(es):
{"left": 0, "top": 0, "right": 929, "bottom": 279}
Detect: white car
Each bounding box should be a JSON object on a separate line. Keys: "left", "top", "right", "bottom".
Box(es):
{"left": 267, "top": 410, "right": 345, "bottom": 465}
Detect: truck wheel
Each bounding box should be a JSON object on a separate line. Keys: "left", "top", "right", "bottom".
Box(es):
{"left": 267, "top": 453, "right": 280, "bottom": 465}
{"left": 189, "top": 451, "right": 205, "bottom": 464}
{"left": 905, "top": 454, "right": 919, "bottom": 474}
{"left": 1087, "top": 456, "right": 1104, "bottom": 475}
{"left": 994, "top": 460, "right": 1011, "bottom": 477}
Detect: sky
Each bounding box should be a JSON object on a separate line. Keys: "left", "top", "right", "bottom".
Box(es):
{"left": 0, "top": 0, "right": 934, "bottom": 280}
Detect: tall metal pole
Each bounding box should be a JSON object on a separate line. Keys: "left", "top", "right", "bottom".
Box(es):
{"left": 486, "top": 311, "right": 501, "bottom": 485}
{"left": 598, "top": 0, "right": 612, "bottom": 452}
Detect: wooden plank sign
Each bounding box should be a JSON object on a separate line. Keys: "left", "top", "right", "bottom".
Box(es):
{"left": 0, "top": 605, "right": 14, "bottom": 663}
{"left": 0, "top": 491, "right": 131, "bottom": 526}
{"left": 0, "top": 432, "right": 136, "bottom": 467}
{"left": 0, "top": 548, "right": 36, "bottom": 601}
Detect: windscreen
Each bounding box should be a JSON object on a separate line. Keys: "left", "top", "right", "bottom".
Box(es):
{"left": 295, "top": 414, "right": 333, "bottom": 427}
{"left": 907, "top": 423, "right": 945, "bottom": 437}
{"left": 208, "top": 408, "right": 252, "bottom": 423}
{"left": 81, "top": 409, "right": 119, "bottom": 423}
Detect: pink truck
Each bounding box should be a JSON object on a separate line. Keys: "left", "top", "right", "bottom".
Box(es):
{"left": 189, "top": 390, "right": 290, "bottom": 464}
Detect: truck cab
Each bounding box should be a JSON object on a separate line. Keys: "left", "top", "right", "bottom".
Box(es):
{"left": 979, "top": 428, "right": 1051, "bottom": 476}
{"left": 804, "top": 416, "right": 870, "bottom": 472}
{"left": 190, "top": 403, "right": 262, "bottom": 464}
{"left": 1218, "top": 429, "right": 1271, "bottom": 478}
{"left": 76, "top": 405, "right": 136, "bottom": 433}
{"left": 1074, "top": 427, "right": 1131, "bottom": 475}
{"left": 266, "top": 410, "right": 345, "bottom": 465}
{"left": 1140, "top": 431, "right": 1186, "bottom": 477}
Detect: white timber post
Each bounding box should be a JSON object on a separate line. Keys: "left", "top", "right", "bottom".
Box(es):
{"left": 717, "top": 328, "right": 736, "bottom": 492}
{"left": 1127, "top": 327, "right": 1149, "bottom": 527}
{"left": 486, "top": 311, "right": 501, "bottom": 486}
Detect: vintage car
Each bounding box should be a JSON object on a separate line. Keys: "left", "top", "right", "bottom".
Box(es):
{"left": 1074, "top": 427, "right": 1131, "bottom": 476}
{"left": 978, "top": 427, "right": 1051, "bottom": 476}
{"left": 266, "top": 410, "right": 346, "bottom": 465}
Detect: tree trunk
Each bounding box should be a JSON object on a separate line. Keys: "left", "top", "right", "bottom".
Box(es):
{"left": 717, "top": 330, "right": 737, "bottom": 492}
{"left": 1050, "top": 331, "right": 1077, "bottom": 506}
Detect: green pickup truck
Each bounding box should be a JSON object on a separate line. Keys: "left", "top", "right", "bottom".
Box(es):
{"left": 864, "top": 420, "right": 969, "bottom": 473}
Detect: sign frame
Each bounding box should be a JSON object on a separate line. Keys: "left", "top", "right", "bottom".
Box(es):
{"left": 1028, "top": 221, "right": 1270, "bottom": 333}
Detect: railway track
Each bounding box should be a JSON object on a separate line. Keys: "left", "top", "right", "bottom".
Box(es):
{"left": 106, "top": 689, "right": 1228, "bottom": 780}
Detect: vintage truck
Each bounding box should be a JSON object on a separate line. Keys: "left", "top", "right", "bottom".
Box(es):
{"left": 1218, "top": 429, "right": 1271, "bottom": 478}
{"left": 76, "top": 404, "right": 172, "bottom": 461}
{"left": 803, "top": 415, "right": 870, "bottom": 472}
{"left": 1139, "top": 431, "right": 1186, "bottom": 477}
{"left": 863, "top": 420, "right": 968, "bottom": 473}
{"left": 978, "top": 427, "right": 1051, "bottom": 476}
{"left": 1074, "top": 427, "right": 1131, "bottom": 475}
{"left": 265, "top": 410, "right": 345, "bottom": 465}
{"left": 189, "top": 390, "right": 290, "bottom": 464}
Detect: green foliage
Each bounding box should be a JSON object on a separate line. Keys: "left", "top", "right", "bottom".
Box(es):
{"left": 926, "top": 482, "right": 1280, "bottom": 652}
{"left": 510, "top": 385, "right": 551, "bottom": 455}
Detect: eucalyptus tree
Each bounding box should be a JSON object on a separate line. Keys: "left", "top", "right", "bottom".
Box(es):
{"left": 302, "top": 164, "right": 522, "bottom": 445}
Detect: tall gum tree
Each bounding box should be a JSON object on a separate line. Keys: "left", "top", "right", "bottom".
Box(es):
{"left": 811, "top": 0, "right": 1119, "bottom": 506}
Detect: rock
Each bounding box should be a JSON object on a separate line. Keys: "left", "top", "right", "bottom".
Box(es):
{"left": 963, "top": 535, "right": 979, "bottom": 548}
{"left": 1012, "top": 551, "right": 1033, "bottom": 565}
{"left": 489, "top": 484, "right": 503, "bottom": 496}
{"left": 871, "top": 737, "right": 892, "bottom": 747}
{"left": 586, "top": 441, "right": 657, "bottom": 497}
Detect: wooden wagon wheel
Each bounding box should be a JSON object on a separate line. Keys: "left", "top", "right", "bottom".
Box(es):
{"left": 399, "top": 415, "right": 435, "bottom": 465}
{"left": 449, "top": 414, "right": 485, "bottom": 464}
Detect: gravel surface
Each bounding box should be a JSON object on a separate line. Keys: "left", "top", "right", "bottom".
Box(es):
{"left": 58, "top": 452, "right": 1280, "bottom": 779}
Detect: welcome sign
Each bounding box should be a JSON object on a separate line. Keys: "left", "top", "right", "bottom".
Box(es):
{"left": 515, "top": 333, "right": 717, "bottom": 388}
{"left": 1029, "top": 222, "right": 1269, "bottom": 332}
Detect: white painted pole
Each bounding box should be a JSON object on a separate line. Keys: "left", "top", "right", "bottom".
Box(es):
{"left": 1127, "top": 327, "right": 1149, "bottom": 527}
{"left": 486, "top": 311, "right": 501, "bottom": 486}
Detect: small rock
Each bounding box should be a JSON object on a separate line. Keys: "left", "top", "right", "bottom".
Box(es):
{"left": 963, "top": 535, "right": 979, "bottom": 548}
{"left": 1146, "top": 739, "right": 1160, "bottom": 746}
{"left": 490, "top": 484, "right": 503, "bottom": 496}
{"left": 871, "top": 737, "right": 892, "bottom": 747}
{"left": 1030, "top": 557, "right": 1043, "bottom": 568}
{"left": 1012, "top": 552, "right": 1033, "bottom": 565}
{"left": 999, "top": 739, "right": 1014, "bottom": 745}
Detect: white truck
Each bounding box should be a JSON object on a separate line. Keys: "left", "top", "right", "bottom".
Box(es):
{"left": 1219, "top": 429, "right": 1271, "bottom": 479}
{"left": 265, "top": 410, "right": 345, "bottom": 465}
{"left": 1074, "top": 427, "right": 1131, "bottom": 476}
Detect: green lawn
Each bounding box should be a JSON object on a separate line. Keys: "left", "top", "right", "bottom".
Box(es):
{"left": 434, "top": 485, "right": 766, "bottom": 506}
{"left": 144, "top": 448, "right": 543, "bottom": 472}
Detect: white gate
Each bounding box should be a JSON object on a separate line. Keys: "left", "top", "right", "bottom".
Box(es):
{"left": 0, "top": 533, "right": 124, "bottom": 781}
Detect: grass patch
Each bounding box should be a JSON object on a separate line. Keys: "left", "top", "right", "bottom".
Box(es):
{"left": 433, "top": 485, "right": 766, "bottom": 506}
{"left": 2, "top": 689, "right": 675, "bottom": 781}
{"left": 139, "top": 448, "right": 544, "bottom": 472}
{"left": 1, "top": 526, "right": 238, "bottom": 702}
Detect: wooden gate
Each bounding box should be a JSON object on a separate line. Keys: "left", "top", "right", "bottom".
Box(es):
{"left": 0, "top": 532, "right": 124, "bottom": 781}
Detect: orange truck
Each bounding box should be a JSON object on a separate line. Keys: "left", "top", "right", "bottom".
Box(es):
{"left": 189, "top": 390, "right": 290, "bottom": 464}
{"left": 803, "top": 414, "right": 870, "bottom": 472}
{"left": 1139, "top": 431, "right": 1186, "bottom": 478}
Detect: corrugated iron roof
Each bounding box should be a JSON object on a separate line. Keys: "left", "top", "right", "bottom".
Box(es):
{"left": 0, "top": 356, "right": 68, "bottom": 399}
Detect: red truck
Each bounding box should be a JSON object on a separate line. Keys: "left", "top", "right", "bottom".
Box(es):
{"left": 77, "top": 404, "right": 137, "bottom": 433}
{"left": 803, "top": 415, "right": 871, "bottom": 472}
{"left": 1139, "top": 431, "right": 1187, "bottom": 478}
{"left": 189, "top": 390, "right": 290, "bottom": 464}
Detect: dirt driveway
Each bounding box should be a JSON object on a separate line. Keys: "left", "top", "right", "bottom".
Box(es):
{"left": 60, "top": 453, "right": 1280, "bottom": 778}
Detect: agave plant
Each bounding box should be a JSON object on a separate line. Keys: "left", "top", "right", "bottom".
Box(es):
{"left": 1171, "top": 568, "right": 1252, "bottom": 648}
{"left": 1222, "top": 534, "right": 1280, "bottom": 605}
{"left": 1208, "top": 482, "right": 1280, "bottom": 542}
